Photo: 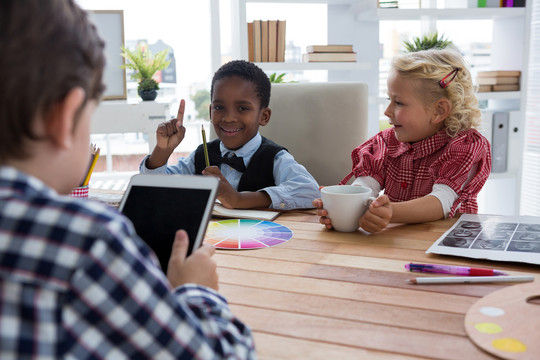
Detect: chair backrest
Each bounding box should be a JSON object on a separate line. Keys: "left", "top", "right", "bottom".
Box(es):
{"left": 209, "top": 82, "right": 369, "bottom": 186}
{"left": 263, "top": 82, "right": 369, "bottom": 186}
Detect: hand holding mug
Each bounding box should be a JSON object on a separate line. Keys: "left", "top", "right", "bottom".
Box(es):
{"left": 320, "top": 185, "right": 376, "bottom": 232}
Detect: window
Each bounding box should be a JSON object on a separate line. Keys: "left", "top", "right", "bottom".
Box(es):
{"left": 77, "top": 0, "right": 214, "bottom": 172}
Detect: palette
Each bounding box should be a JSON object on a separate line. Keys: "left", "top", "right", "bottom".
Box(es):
{"left": 465, "top": 280, "right": 540, "bottom": 359}
{"left": 204, "top": 219, "right": 293, "bottom": 249}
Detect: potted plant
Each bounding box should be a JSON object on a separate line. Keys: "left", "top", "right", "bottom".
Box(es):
{"left": 402, "top": 31, "right": 453, "bottom": 52}
{"left": 121, "top": 44, "right": 171, "bottom": 101}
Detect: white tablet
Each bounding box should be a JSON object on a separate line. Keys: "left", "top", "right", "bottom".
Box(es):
{"left": 119, "top": 174, "right": 219, "bottom": 272}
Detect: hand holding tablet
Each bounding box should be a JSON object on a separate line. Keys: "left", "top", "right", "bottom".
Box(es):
{"left": 119, "top": 174, "right": 219, "bottom": 273}
{"left": 166, "top": 229, "right": 219, "bottom": 290}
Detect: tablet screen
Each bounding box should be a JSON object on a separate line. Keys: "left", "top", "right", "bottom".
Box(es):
{"left": 121, "top": 185, "right": 212, "bottom": 272}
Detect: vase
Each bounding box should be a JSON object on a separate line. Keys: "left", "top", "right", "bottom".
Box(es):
{"left": 138, "top": 88, "right": 158, "bottom": 101}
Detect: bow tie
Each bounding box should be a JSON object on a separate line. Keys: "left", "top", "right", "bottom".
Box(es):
{"left": 210, "top": 152, "right": 246, "bottom": 172}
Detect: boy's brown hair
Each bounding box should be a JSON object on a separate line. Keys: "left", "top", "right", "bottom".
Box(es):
{"left": 0, "top": 0, "right": 105, "bottom": 162}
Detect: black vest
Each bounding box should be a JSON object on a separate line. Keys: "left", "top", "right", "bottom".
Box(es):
{"left": 194, "top": 137, "right": 286, "bottom": 192}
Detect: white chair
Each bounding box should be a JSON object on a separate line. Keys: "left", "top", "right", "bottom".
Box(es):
{"left": 262, "top": 82, "right": 369, "bottom": 186}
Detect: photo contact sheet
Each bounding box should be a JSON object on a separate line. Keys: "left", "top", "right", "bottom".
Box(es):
{"left": 428, "top": 214, "right": 540, "bottom": 265}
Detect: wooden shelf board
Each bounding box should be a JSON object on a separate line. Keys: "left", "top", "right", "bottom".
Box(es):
{"left": 255, "top": 62, "right": 371, "bottom": 71}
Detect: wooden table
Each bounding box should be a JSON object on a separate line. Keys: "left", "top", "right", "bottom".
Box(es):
{"left": 209, "top": 212, "right": 540, "bottom": 359}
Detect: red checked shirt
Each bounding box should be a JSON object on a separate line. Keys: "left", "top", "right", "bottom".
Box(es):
{"left": 340, "top": 128, "right": 492, "bottom": 217}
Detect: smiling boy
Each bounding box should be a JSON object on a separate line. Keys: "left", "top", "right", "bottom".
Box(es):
{"left": 141, "top": 60, "right": 320, "bottom": 210}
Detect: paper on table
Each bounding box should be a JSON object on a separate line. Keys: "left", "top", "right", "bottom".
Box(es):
{"left": 212, "top": 203, "right": 280, "bottom": 221}
{"left": 88, "top": 189, "right": 124, "bottom": 207}
{"left": 427, "top": 214, "right": 540, "bottom": 265}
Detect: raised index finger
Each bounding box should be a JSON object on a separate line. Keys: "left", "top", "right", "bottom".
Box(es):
{"left": 176, "top": 99, "right": 186, "bottom": 128}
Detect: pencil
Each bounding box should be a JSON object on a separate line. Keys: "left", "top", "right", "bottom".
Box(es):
{"left": 201, "top": 125, "right": 210, "bottom": 168}
{"left": 408, "top": 275, "right": 535, "bottom": 285}
{"left": 82, "top": 146, "right": 100, "bottom": 186}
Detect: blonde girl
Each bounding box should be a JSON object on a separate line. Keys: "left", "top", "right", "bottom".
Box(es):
{"left": 314, "top": 49, "right": 491, "bottom": 233}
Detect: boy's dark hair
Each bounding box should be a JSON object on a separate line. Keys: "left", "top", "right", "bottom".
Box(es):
{"left": 210, "top": 60, "right": 271, "bottom": 108}
{"left": 0, "top": 0, "right": 105, "bottom": 162}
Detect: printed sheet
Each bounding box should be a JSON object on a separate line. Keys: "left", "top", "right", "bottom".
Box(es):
{"left": 427, "top": 214, "right": 540, "bottom": 265}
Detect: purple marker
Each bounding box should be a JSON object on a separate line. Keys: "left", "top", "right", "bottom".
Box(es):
{"left": 405, "top": 263, "right": 508, "bottom": 276}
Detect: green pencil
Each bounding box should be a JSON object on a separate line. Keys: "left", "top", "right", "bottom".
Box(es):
{"left": 201, "top": 125, "right": 210, "bottom": 167}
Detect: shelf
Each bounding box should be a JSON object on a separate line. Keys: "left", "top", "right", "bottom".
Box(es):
{"left": 358, "top": 7, "right": 525, "bottom": 21}
{"left": 254, "top": 61, "right": 371, "bottom": 71}
{"left": 476, "top": 91, "right": 521, "bottom": 100}
{"left": 241, "top": 0, "right": 359, "bottom": 3}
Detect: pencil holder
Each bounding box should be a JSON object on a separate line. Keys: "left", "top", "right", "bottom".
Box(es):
{"left": 70, "top": 185, "right": 89, "bottom": 199}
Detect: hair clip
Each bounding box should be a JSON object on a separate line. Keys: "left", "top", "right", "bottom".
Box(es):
{"left": 439, "top": 68, "right": 461, "bottom": 88}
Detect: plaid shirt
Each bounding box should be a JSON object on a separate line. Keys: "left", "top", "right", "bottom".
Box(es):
{"left": 0, "top": 167, "right": 255, "bottom": 359}
{"left": 341, "top": 128, "right": 491, "bottom": 217}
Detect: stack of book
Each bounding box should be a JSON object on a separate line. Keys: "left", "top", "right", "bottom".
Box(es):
{"left": 476, "top": 70, "right": 521, "bottom": 92}
{"left": 477, "top": 0, "right": 525, "bottom": 7}
{"left": 247, "top": 20, "right": 286, "bottom": 63}
{"left": 302, "top": 45, "right": 356, "bottom": 63}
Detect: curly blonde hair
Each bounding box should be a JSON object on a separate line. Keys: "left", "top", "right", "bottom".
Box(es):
{"left": 391, "top": 49, "right": 481, "bottom": 136}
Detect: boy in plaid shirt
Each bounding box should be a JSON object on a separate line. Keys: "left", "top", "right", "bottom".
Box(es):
{"left": 0, "top": 1, "right": 255, "bottom": 358}
{"left": 314, "top": 49, "right": 491, "bottom": 233}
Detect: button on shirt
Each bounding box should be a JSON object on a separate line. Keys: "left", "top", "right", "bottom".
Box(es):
{"left": 141, "top": 133, "right": 320, "bottom": 210}
{"left": 0, "top": 167, "right": 255, "bottom": 359}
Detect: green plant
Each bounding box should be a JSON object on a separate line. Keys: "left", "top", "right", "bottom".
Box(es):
{"left": 402, "top": 32, "right": 453, "bottom": 52}
{"left": 138, "top": 78, "right": 159, "bottom": 92}
{"left": 121, "top": 45, "right": 171, "bottom": 91}
{"left": 269, "top": 73, "right": 286, "bottom": 83}
{"left": 268, "top": 72, "right": 297, "bottom": 83}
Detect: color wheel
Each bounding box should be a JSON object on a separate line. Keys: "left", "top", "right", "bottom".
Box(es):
{"left": 205, "top": 219, "right": 293, "bottom": 249}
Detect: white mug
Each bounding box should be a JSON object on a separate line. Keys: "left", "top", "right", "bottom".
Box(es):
{"left": 320, "top": 185, "right": 375, "bottom": 232}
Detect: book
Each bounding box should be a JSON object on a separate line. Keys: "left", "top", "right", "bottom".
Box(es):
{"left": 477, "top": 70, "right": 521, "bottom": 77}
{"left": 253, "top": 20, "right": 262, "bottom": 62}
{"left": 247, "top": 22, "right": 254, "bottom": 62}
{"left": 213, "top": 204, "right": 280, "bottom": 221}
{"left": 378, "top": 0, "right": 398, "bottom": 8}
{"left": 477, "top": 85, "right": 492, "bottom": 92}
{"left": 306, "top": 45, "right": 354, "bottom": 53}
{"left": 477, "top": 0, "right": 500, "bottom": 6}
{"left": 277, "top": 20, "right": 286, "bottom": 62}
{"left": 476, "top": 76, "right": 520, "bottom": 85}
{"left": 493, "top": 84, "right": 520, "bottom": 91}
{"left": 261, "top": 20, "right": 268, "bottom": 62}
{"left": 268, "top": 20, "right": 278, "bottom": 62}
{"left": 302, "top": 52, "right": 357, "bottom": 62}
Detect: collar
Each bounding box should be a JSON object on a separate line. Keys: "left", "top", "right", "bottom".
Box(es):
{"left": 219, "top": 132, "right": 262, "bottom": 162}
{"left": 387, "top": 129, "right": 451, "bottom": 159}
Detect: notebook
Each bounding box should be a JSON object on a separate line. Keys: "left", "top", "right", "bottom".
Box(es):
{"left": 119, "top": 174, "right": 219, "bottom": 272}
{"left": 212, "top": 203, "right": 280, "bottom": 221}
